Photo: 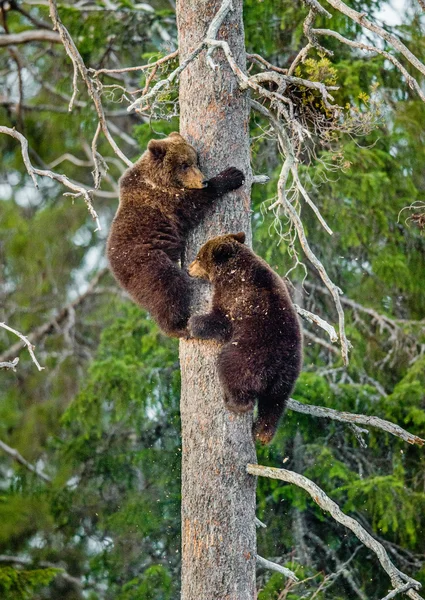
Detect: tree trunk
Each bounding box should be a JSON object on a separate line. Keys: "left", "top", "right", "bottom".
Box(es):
{"left": 177, "top": 1, "right": 257, "bottom": 598}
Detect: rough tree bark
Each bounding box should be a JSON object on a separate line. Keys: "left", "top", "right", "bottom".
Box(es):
{"left": 177, "top": 1, "right": 257, "bottom": 598}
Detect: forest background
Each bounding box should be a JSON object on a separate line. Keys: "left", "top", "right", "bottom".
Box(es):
{"left": 0, "top": 0, "right": 425, "bottom": 598}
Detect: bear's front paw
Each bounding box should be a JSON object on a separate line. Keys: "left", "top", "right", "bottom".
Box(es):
{"left": 218, "top": 167, "right": 245, "bottom": 191}
{"left": 188, "top": 315, "right": 206, "bottom": 339}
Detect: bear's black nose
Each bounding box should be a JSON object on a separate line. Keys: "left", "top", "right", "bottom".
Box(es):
{"left": 202, "top": 180, "right": 209, "bottom": 188}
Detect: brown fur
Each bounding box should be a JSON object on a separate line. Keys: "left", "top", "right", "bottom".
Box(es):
{"left": 106, "top": 133, "right": 244, "bottom": 336}
{"left": 188, "top": 233, "right": 303, "bottom": 443}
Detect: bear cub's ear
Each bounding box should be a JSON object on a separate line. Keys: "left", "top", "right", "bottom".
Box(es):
{"left": 148, "top": 139, "right": 167, "bottom": 160}
{"left": 231, "top": 232, "right": 246, "bottom": 244}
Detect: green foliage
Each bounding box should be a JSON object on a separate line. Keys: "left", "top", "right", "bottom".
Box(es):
{"left": 0, "top": 566, "right": 61, "bottom": 600}
{"left": 116, "top": 566, "right": 173, "bottom": 600}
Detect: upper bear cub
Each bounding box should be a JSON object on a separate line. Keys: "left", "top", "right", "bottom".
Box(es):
{"left": 188, "top": 232, "right": 303, "bottom": 443}
{"left": 106, "top": 133, "right": 244, "bottom": 337}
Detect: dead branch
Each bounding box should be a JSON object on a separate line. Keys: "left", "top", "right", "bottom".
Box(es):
{"left": 0, "top": 126, "right": 102, "bottom": 230}
{"left": 0, "top": 29, "right": 60, "bottom": 46}
{"left": 48, "top": 0, "right": 132, "bottom": 166}
{"left": 0, "top": 268, "right": 108, "bottom": 365}
{"left": 0, "top": 322, "right": 44, "bottom": 371}
{"left": 257, "top": 555, "right": 299, "bottom": 582}
{"left": 0, "top": 440, "right": 51, "bottom": 482}
{"left": 247, "top": 464, "right": 423, "bottom": 600}
{"left": 323, "top": 0, "right": 425, "bottom": 79}
{"left": 287, "top": 399, "right": 425, "bottom": 446}
{"left": 295, "top": 305, "right": 338, "bottom": 342}
{"left": 382, "top": 583, "right": 423, "bottom": 600}
{"left": 247, "top": 53, "right": 288, "bottom": 74}
{"left": 90, "top": 50, "right": 178, "bottom": 77}
{"left": 303, "top": 329, "right": 340, "bottom": 355}
{"left": 0, "top": 358, "right": 19, "bottom": 371}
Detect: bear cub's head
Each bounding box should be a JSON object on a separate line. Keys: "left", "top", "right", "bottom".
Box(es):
{"left": 145, "top": 132, "right": 207, "bottom": 190}
{"left": 189, "top": 232, "right": 246, "bottom": 281}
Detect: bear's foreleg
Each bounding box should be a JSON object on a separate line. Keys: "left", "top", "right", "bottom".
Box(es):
{"left": 188, "top": 310, "right": 232, "bottom": 342}
{"left": 182, "top": 167, "right": 245, "bottom": 228}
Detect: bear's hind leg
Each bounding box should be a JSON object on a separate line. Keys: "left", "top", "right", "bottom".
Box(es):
{"left": 217, "top": 345, "right": 260, "bottom": 414}
{"left": 129, "top": 253, "right": 192, "bottom": 337}
{"left": 253, "top": 381, "right": 293, "bottom": 444}
{"left": 154, "top": 267, "right": 192, "bottom": 337}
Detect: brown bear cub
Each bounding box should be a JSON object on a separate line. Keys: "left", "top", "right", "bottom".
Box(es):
{"left": 188, "top": 232, "right": 302, "bottom": 443}
{"left": 106, "top": 133, "right": 244, "bottom": 337}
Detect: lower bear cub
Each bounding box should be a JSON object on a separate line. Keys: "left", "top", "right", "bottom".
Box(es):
{"left": 188, "top": 232, "right": 303, "bottom": 443}
{"left": 107, "top": 132, "right": 244, "bottom": 337}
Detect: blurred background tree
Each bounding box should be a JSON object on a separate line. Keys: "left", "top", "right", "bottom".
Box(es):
{"left": 0, "top": 0, "right": 424, "bottom": 598}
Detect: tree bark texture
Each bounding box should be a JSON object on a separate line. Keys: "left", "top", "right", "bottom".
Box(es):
{"left": 177, "top": 1, "right": 257, "bottom": 599}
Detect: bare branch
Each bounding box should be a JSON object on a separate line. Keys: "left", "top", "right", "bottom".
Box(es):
{"left": 0, "top": 440, "right": 51, "bottom": 483}
{"left": 287, "top": 399, "right": 425, "bottom": 447}
{"left": 0, "top": 322, "right": 44, "bottom": 371}
{"left": 302, "top": 0, "right": 331, "bottom": 18}
{"left": 382, "top": 583, "right": 423, "bottom": 600}
{"left": 252, "top": 174, "right": 270, "bottom": 184}
{"left": 0, "top": 29, "right": 60, "bottom": 46}
{"left": 48, "top": 0, "right": 132, "bottom": 167}
{"left": 90, "top": 50, "right": 178, "bottom": 77}
{"left": 247, "top": 464, "right": 423, "bottom": 600}
{"left": 287, "top": 43, "right": 313, "bottom": 77}
{"left": 295, "top": 305, "right": 338, "bottom": 342}
{"left": 257, "top": 555, "right": 299, "bottom": 582}
{"left": 0, "top": 358, "right": 19, "bottom": 371}
{"left": 0, "top": 268, "right": 108, "bottom": 365}
{"left": 247, "top": 53, "right": 288, "bottom": 74}
{"left": 303, "top": 329, "right": 340, "bottom": 355}
{"left": 0, "top": 126, "right": 101, "bottom": 230}
{"left": 323, "top": 0, "right": 425, "bottom": 78}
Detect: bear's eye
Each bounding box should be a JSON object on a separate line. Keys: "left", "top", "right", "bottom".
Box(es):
{"left": 181, "top": 163, "right": 190, "bottom": 171}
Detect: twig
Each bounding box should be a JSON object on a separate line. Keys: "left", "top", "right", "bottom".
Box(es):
{"left": 90, "top": 50, "right": 178, "bottom": 77}
{"left": 257, "top": 555, "right": 299, "bottom": 582}
{"left": 0, "top": 126, "right": 101, "bottom": 230}
{"left": 247, "top": 464, "right": 423, "bottom": 600}
{"left": 0, "top": 440, "right": 51, "bottom": 482}
{"left": 287, "top": 399, "right": 425, "bottom": 446}
{"left": 0, "top": 268, "right": 108, "bottom": 365}
{"left": 0, "top": 322, "right": 44, "bottom": 371}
